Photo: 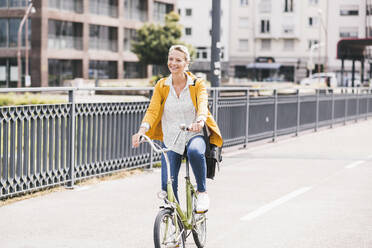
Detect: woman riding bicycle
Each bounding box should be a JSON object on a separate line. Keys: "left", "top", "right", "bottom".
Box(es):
{"left": 132, "top": 45, "right": 222, "bottom": 213}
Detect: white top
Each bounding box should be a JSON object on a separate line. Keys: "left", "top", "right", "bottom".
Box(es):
{"left": 162, "top": 74, "right": 203, "bottom": 154}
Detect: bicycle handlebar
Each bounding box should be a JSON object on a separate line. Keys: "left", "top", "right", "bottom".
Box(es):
{"left": 139, "top": 124, "right": 190, "bottom": 153}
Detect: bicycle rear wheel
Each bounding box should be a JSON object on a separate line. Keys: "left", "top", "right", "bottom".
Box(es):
{"left": 154, "top": 209, "right": 186, "bottom": 248}
{"left": 192, "top": 195, "right": 207, "bottom": 248}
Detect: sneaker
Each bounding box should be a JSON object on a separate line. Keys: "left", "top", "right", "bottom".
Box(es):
{"left": 195, "top": 192, "right": 209, "bottom": 213}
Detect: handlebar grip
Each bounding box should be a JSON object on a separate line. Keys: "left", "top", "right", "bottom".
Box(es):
{"left": 179, "top": 124, "right": 190, "bottom": 131}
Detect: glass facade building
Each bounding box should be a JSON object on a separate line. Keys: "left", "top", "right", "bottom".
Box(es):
{"left": 0, "top": 0, "right": 175, "bottom": 87}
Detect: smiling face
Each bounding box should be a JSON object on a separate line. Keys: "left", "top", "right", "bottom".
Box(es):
{"left": 167, "top": 49, "right": 189, "bottom": 75}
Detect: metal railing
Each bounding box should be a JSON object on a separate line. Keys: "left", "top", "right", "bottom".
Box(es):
{"left": 0, "top": 86, "right": 371, "bottom": 199}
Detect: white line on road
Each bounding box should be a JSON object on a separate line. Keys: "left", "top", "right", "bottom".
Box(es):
{"left": 345, "top": 160, "right": 365, "bottom": 169}
{"left": 240, "top": 186, "right": 313, "bottom": 222}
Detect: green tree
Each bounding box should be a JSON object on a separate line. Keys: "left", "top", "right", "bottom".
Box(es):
{"left": 132, "top": 11, "right": 194, "bottom": 76}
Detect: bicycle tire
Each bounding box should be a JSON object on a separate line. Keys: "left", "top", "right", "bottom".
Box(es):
{"left": 154, "top": 208, "right": 186, "bottom": 248}
{"left": 192, "top": 195, "right": 207, "bottom": 248}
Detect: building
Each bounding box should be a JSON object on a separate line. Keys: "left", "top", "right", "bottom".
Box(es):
{"left": 327, "top": 0, "right": 372, "bottom": 85}
{"left": 0, "top": 0, "right": 176, "bottom": 87}
{"left": 229, "top": 0, "right": 329, "bottom": 83}
{"left": 177, "top": 0, "right": 230, "bottom": 81}
{"left": 178, "top": 0, "right": 372, "bottom": 85}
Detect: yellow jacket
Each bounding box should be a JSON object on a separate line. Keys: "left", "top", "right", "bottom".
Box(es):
{"left": 142, "top": 72, "right": 223, "bottom": 147}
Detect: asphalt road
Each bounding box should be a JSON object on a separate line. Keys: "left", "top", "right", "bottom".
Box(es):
{"left": 1, "top": 120, "right": 372, "bottom": 248}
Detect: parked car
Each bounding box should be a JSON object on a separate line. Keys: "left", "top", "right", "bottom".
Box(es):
{"left": 300, "top": 73, "right": 338, "bottom": 88}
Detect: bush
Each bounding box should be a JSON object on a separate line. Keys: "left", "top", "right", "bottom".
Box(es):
{"left": 0, "top": 93, "right": 66, "bottom": 106}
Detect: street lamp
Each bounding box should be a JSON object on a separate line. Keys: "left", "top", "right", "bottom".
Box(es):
{"left": 17, "top": 0, "right": 36, "bottom": 88}
{"left": 308, "top": 42, "right": 324, "bottom": 77}
{"left": 317, "top": 9, "right": 328, "bottom": 73}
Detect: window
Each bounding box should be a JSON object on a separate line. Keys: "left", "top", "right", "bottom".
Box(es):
{"left": 309, "top": 0, "right": 318, "bottom": 5}
{"left": 261, "top": 39, "right": 271, "bottom": 50}
{"left": 283, "top": 25, "right": 294, "bottom": 34}
{"left": 185, "top": 8, "right": 192, "bottom": 16}
{"left": 283, "top": 39, "right": 294, "bottom": 51}
{"left": 367, "top": 5, "right": 372, "bottom": 16}
{"left": 0, "top": 19, "right": 7, "bottom": 47}
{"left": 0, "top": 0, "right": 26, "bottom": 8}
{"left": 284, "top": 0, "right": 293, "bottom": 12}
{"left": 124, "top": 0, "right": 148, "bottom": 22}
{"left": 260, "top": 20, "right": 270, "bottom": 33}
{"left": 185, "top": 27, "right": 192, "bottom": 36}
{"left": 90, "top": 0, "right": 118, "bottom": 18}
{"left": 196, "top": 47, "right": 209, "bottom": 60}
{"left": 153, "top": 1, "right": 173, "bottom": 23}
{"left": 308, "top": 39, "right": 318, "bottom": 49}
{"left": 238, "top": 39, "right": 249, "bottom": 51}
{"left": 339, "top": 27, "right": 358, "bottom": 38}
{"left": 48, "top": 0, "right": 83, "bottom": 13}
{"left": 48, "top": 59, "right": 82, "bottom": 86}
{"left": 124, "top": 28, "right": 137, "bottom": 51}
{"left": 124, "top": 62, "right": 146, "bottom": 78}
{"left": 308, "top": 17, "right": 318, "bottom": 27}
{"left": 340, "top": 5, "right": 359, "bottom": 16}
{"left": 48, "top": 20, "right": 83, "bottom": 50}
{"left": 89, "top": 25, "right": 118, "bottom": 51}
{"left": 0, "top": 18, "right": 31, "bottom": 48}
{"left": 239, "top": 17, "right": 250, "bottom": 28}
{"left": 89, "top": 60, "right": 117, "bottom": 79}
{"left": 240, "top": 0, "right": 248, "bottom": 7}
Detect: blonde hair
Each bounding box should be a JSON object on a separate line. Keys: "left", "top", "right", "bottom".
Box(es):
{"left": 169, "top": 45, "right": 191, "bottom": 64}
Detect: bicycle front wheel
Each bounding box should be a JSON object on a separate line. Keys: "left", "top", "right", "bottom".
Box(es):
{"left": 154, "top": 209, "right": 186, "bottom": 248}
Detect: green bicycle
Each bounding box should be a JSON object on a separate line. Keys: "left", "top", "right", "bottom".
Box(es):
{"left": 140, "top": 126, "right": 207, "bottom": 248}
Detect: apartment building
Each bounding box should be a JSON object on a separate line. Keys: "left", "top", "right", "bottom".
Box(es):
{"left": 177, "top": 0, "right": 229, "bottom": 80}
{"left": 0, "top": 0, "right": 176, "bottom": 87}
{"left": 327, "top": 0, "right": 372, "bottom": 84}
{"left": 229, "top": 0, "right": 329, "bottom": 83}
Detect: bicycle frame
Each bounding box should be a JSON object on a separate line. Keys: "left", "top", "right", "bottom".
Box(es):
{"left": 140, "top": 133, "right": 198, "bottom": 230}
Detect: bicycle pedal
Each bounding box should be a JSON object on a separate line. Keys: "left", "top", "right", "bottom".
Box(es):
{"left": 195, "top": 210, "right": 208, "bottom": 214}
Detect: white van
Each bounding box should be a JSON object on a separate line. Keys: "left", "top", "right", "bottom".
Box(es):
{"left": 300, "top": 73, "right": 338, "bottom": 88}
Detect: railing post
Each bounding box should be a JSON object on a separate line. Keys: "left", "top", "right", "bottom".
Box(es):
{"left": 213, "top": 88, "right": 218, "bottom": 122}
{"left": 315, "top": 89, "right": 319, "bottom": 132}
{"left": 273, "top": 89, "right": 278, "bottom": 142}
{"left": 355, "top": 88, "right": 359, "bottom": 122}
{"left": 367, "top": 89, "right": 370, "bottom": 120}
{"left": 244, "top": 89, "right": 250, "bottom": 148}
{"left": 67, "top": 90, "right": 76, "bottom": 188}
{"left": 148, "top": 146, "right": 153, "bottom": 170}
{"left": 296, "top": 89, "right": 300, "bottom": 136}
{"left": 331, "top": 90, "right": 334, "bottom": 128}
{"left": 344, "top": 90, "right": 348, "bottom": 125}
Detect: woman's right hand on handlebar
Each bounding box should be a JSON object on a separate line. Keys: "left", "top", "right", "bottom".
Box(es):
{"left": 132, "top": 127, "right": 147, "bottom": 148}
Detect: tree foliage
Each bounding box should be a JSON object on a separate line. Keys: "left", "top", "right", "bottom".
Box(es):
{"left": 131, "top": 12, "right": 193, "bottom": 67}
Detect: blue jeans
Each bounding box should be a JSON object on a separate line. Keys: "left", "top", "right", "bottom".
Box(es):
{"left": 161, "top": 135, "right": 206, "bottom": 201}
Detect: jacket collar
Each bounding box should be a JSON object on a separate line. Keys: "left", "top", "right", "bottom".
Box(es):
{"left": 164, "top": 72, "right": 195, "bottom": 86}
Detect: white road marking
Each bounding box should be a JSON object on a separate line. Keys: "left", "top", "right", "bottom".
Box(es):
{"left": 240, "top": 186, "right": 312, "bottom": 222}
{"left": 345, "top": 160, "right": 365, "bottom": 169}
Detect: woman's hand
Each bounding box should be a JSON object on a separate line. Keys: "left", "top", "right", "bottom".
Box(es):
{"left": 188, "top": 120, "right": 204, "bottom": 132}
{"left": 132, "top": 127, "right": 146, "bottom": 148}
